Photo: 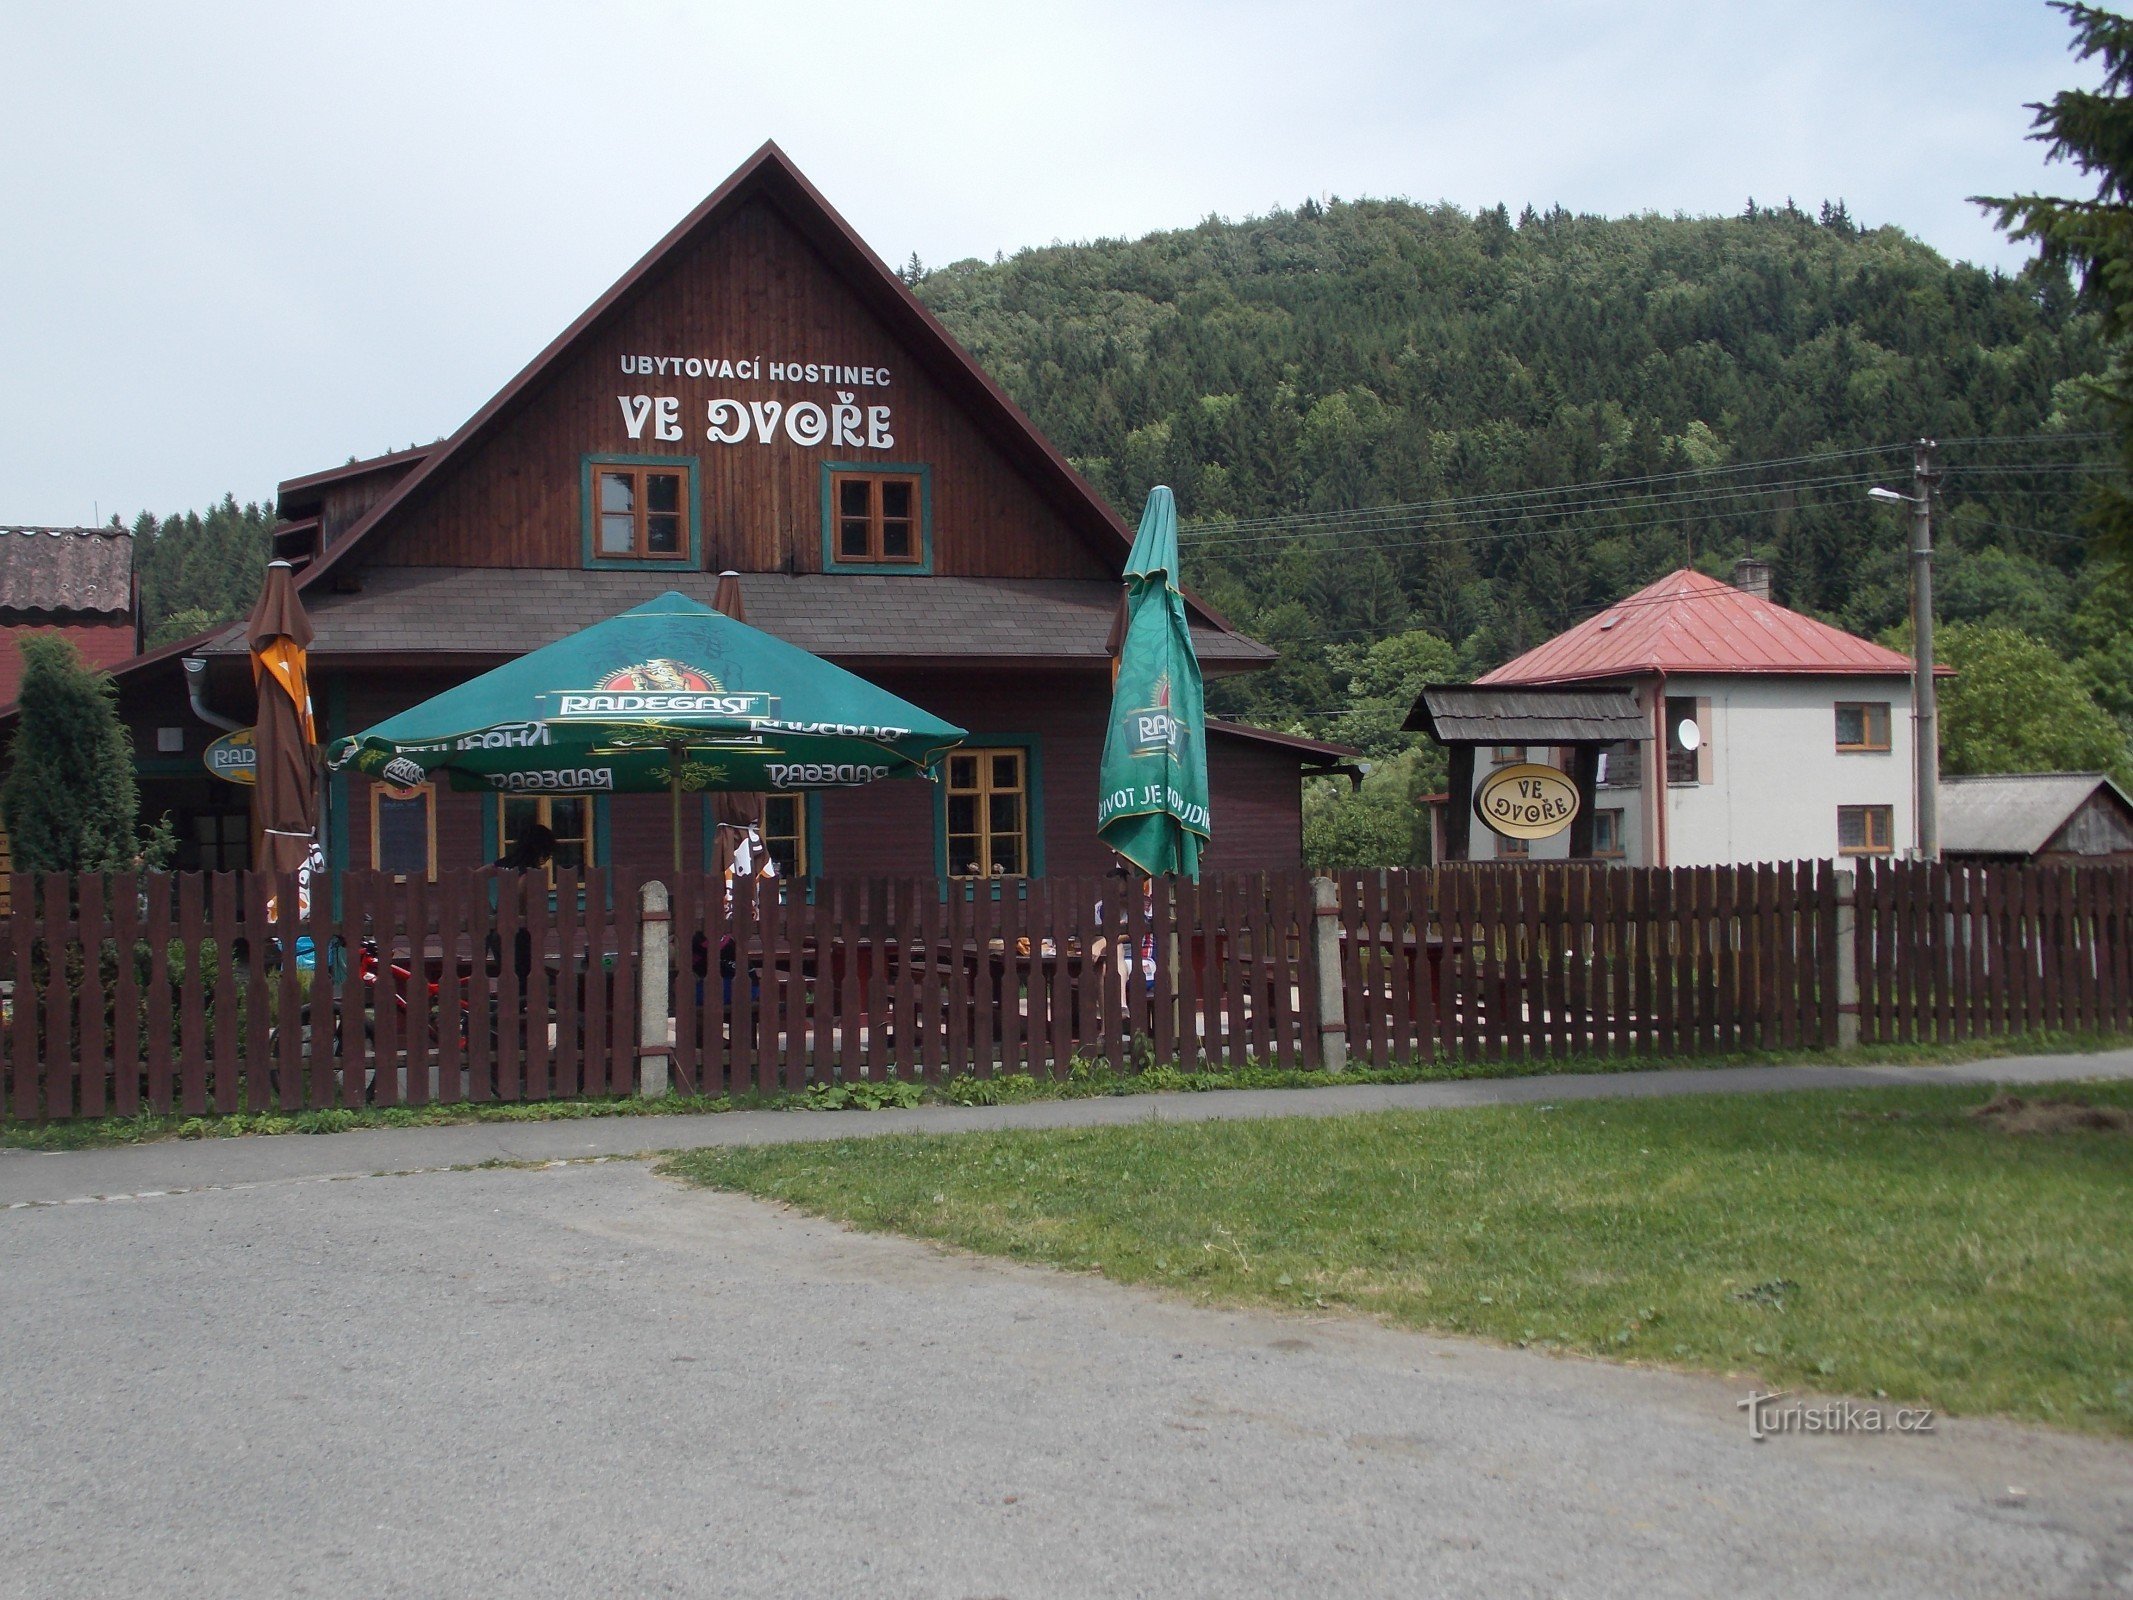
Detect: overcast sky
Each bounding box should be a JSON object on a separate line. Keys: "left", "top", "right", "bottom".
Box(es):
{"left": 0, "top": 0, "right": 2099, "bottom": 526}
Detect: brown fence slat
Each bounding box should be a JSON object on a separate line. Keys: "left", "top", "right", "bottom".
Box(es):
{"left": 71, "top": 876, "right": 106, "bottom": 1120}
{"left": 237, "top": 875, "right": 269, "bottom": 1113}
{"left": 42, "top": 878, "right": 77, "bottom": 1121}
{"left": 170, "top": 874, "right": 207, "bottom": 1114}
{"left": 110, "top": 872, "right": 143, "bottom": 1117}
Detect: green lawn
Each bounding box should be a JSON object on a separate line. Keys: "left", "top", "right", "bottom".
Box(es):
{"left": 665, "top": 1081, "right": 2133, "bottom": 1434}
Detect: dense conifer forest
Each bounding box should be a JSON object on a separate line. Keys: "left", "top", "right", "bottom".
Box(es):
{"left": 915, "top": 197, "right": 2133, "bottom": 859}
{"left": 115, "top": 195, "right": 2133, "bottom": 863}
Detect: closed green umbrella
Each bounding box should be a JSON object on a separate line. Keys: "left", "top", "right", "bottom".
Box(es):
{"left": 1097, "top": 487, "right": 1209, "bottom": 879}
{"left": 325, "top": 590, "right": 966, "bottom": 870}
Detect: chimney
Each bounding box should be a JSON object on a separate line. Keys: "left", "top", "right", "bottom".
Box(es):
{"left": 1731, "top": 556, "right": 1772, "bottom": 602}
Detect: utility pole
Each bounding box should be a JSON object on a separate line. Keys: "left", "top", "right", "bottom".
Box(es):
{"left": 1910, "top": 438, "right": 1940, "bottom": 862}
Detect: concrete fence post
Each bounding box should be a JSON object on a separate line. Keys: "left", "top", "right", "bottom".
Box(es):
{"left": 1834, "top": 868, "right": 1859, "bottom": 1051}
{"left": 638, "top": 879, "right": 672, "bottom": 1099}
{"left": 1312, "top": 874, "right": 1349, "bottom": 1072}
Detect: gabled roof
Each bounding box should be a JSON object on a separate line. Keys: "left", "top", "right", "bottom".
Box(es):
{"left": 0, "top": 526, "right": 135, "bottom": 615}
{"left": 189, "top": 567, "right": 1276, "bottom": 672}
{"left": 1478, "top": 568, "right": 1916, "bottom": 685}
{"left": 278, "top": 444, "right": 435, "bottom": 508}
{"left": 1405, "top": 684, "right": 1646, "bottom": 744}
{"left": 292, "top": 141, "right": 1243, "bottom": 640}
{"left": 1940, "top": 772, "right": 2133, "bottom": 857}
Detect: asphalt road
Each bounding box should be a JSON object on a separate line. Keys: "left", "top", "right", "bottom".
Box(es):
{"left": 4, "top": 1145, "right": 2130, "bottom": 1597}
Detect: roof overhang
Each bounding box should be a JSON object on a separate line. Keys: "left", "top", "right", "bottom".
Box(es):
{"left": 1406, "top": 683, "right": 1648, "bottom": 744}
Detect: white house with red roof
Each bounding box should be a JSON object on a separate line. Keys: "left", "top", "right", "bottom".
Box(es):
{"left": 1469, "top": 561, "right": 1922, "bottom": 867}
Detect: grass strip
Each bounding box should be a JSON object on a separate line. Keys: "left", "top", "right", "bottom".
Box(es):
{"left": 665, "top": 1080, "right": 2133, "bottom": 1435}
{"left": 5, "top": 1027, "right": 2129, "bottom": 1152}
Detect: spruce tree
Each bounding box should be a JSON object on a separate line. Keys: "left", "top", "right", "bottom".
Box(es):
{"left": 1, "top": 633, "right": 148, "bottom": 872}
{"left": 1978, "top": 2, "right": 2133, "bottom": 582}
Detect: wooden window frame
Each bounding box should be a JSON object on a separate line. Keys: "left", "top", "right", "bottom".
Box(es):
{"left": 1593, "top": 807, "right": 1626, "bottom": 858}
{"left": 580, "top": 455, "right": 699, "bottom": 570}
{"left": 760, "top": 794, "right": 810, "bottom": 880}
{"left": 1490, "top": 744, "right": 1525, "bottom": 767}
{"left": 494, "top": 794, "right": 597, "bottom": 888}
{"left": 820, "top": 462, "right": 932, "bottom": 572}
{"left": 944, "top": 746, "right": 1031, "bottom": 879}
{"left": 1496, "top": 832, "right": 1530, "bottom": 858}
{"left": 370, "top": 782, "right": 438, "bottom": 882}
{"left": 1835, "top": 700, "right": 1892, "bottom": 753}
{"left": 1837, "top": 804, "right": 1895, "bottom": 856}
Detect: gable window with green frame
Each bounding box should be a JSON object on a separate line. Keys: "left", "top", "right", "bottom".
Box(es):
{"left": 581, "top": 456, "right": 699, "bottom": 568}
{"left": 945, "top": 748, "right": 1029, "bottom": 878}
{"left": 821, "top": 463, "right": 931, "bottom": 572}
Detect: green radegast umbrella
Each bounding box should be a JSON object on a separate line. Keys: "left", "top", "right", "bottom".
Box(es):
{"left": 1097, "top": 487, "right": 1209, "bottom": 878}
{"left": 325, "top": 590, "right": 966, "bottom": 870}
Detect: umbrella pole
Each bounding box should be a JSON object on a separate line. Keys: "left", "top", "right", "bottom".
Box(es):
{"left": 669, "top": 745, "right": 683, "bottom": 875}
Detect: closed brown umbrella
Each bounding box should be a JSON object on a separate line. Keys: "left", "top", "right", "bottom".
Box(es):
{"left": 246, "top": 559, "right": 318, "bottom": 875}
{"left": 708, "top": 570, "right": 763, "bottom": 878}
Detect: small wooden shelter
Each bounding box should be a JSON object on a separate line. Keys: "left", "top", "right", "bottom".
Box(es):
{"left": 1405, "top": 684, "right": 1647, "bottom": 861}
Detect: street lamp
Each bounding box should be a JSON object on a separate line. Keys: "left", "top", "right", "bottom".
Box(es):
{"left": 1867, "top": 442, "right": 1939, "bottom": 861}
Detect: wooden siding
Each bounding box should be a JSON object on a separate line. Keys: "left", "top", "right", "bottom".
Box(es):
{"left": 2045, "top": 791, "right": 2133, "bottom": 859}
{"left": 367, "top": 197, "right": 1111, "bottom": 583}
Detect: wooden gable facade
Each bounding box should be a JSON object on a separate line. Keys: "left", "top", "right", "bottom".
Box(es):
{"left": 108, "top": 143, "right": 1348, "bottom": 879}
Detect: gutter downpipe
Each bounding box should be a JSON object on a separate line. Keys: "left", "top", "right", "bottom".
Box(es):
{"left": 1651, "top": 671, "right": 1669, "bottom": 869}
{"left": 182, "top": 655, "right": 244, "bottom": 734}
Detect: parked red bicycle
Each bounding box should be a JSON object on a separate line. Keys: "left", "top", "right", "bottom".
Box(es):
{"left": 268, "top": 937, "right": 501, "bottom": 1103}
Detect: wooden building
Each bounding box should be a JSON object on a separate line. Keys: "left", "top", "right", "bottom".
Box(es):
{"left": 98, "top": 144, "right": 1348, "bottom": 878}
{"left": 1939, "top": 772, "right": 2133, "bottom": 864}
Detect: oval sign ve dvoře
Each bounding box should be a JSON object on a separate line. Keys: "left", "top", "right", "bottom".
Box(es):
{"left": 1474, "top": 761, "right": 1579, "bottom": 840}
{"left": 202, "top": 727, "right": 257, "bottom": 786}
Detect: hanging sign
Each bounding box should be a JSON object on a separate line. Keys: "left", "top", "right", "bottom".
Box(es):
{"left": 202, "top": 727, "right": 257, "bottom": 786}
{"left": 1474, "top": 762, "right": 1579, "bottom": 840}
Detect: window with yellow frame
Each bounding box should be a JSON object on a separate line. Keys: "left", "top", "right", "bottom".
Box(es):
{"left": 945, "top": 748, "right": 1028, "bottom": 877}
{"left": 760, "top": 794, "right": 809, "bottom": 879}
{"left": 496, "top": 794, "right": 595, "bottom": 885}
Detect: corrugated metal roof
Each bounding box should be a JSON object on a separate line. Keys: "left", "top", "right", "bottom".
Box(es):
{"left": 195, "top": 567, "right": 1276, "bottom": 668}
{"left": 1405, "top": 684, "right": 1646, "bottom": 743}
{"left": 1478, "top": 568, "right": 1914, "bottom": 685}
{"left": 1940, "top": 772, "right": 2133, "bottom": 857}
{"left": 0, "top": 526, "right": 135, "bottom": 615}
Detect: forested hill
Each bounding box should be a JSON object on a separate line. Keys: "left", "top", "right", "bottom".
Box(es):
{"left": 915, "top": 197, "right": 2117, "bottom": 741}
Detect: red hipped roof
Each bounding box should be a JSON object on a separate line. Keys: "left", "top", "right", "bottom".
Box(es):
{"left": 1479, "top": 568, "right": 1915, "bottom": 686}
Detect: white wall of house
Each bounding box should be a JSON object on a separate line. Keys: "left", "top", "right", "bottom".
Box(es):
{"left": 1664, "top": 673, "right": 1914, "bottom": 867}
{"left": 1458, "top": 671, "right": 1918, "bottom": 867}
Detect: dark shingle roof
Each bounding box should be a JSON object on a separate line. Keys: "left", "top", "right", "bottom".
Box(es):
{"left": 197, "top": 567, "right": 1275, "bottom": 669}
{"left": 1405, "top": 684, "right": 1647, "bottom": 743}
{"left": 0, "top": 526, "right": 135, "bottom": 615}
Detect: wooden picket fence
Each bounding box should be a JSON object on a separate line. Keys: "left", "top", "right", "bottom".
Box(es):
{"left": 664, "top": 872, "right": 1323, "bottom": 1096}
{"left": 0, "top": 870, "right": 641, "bottom": 1122}
{"left": 1332, "top": 861, "right": 1839, "bottom": 1068}
{"left": 1851, "top": 859, "right": 2133, "bottom": 1044}
{"left": 2, "top": 860, "right": 2129, "bottom": 1122}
